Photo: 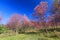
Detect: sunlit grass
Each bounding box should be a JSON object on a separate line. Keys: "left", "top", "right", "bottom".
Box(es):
{"left": 0, "top": 32, "right": 60, "bottom": 40}
{"left": 0, "top": 26, "right": 60, "bottom": 40}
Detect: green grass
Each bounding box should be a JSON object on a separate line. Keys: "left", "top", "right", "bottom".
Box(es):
{"left": 0, "top": 34, "right": 40, "bottom": 40}
{"left": 0, "top": 33, "right": 60, "bottom": 40}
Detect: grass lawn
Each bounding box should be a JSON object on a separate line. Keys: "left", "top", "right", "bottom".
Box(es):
{"left": 0, "top": 33, "right": 60, "bottom": 40}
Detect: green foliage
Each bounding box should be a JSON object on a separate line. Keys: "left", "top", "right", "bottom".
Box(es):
{"left": 18, "top": 26, "right": 37, "bottom": 33}
{"left": 0, "top": 26, "right": 8, "bottom": 34}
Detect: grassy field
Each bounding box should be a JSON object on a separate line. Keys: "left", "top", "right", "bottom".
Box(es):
{"left": 0, "top": 27, "right": 60, "bottom": 40}
{"left": 0, "top": 32, "right": 60, "bottom": 40}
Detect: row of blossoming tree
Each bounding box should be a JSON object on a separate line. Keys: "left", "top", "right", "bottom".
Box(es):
{"left": 4, "top": 0, "right": 60, "bottom": 33}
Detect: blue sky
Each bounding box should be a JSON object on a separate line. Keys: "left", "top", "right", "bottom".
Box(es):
{"left": 0, "top": 0, "right": 53, "bottom": 24}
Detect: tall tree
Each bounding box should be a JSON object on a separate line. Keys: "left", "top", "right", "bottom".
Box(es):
{"left": 50, "top": 0, "right": 60, "bottom": 28}
{"left": 32, "top": 1, "right": 48, "bottom": 32}
{"left": 32, "top": 1, "right": 48, "bottom": 29}
{"left": 20, "top": 14, "right": 31, "bottom": 32}
{"left": 6, "top": 13, "right": 31, "bottom": 33}
{"left": 6, "top": 14, "right": 22, "bottom": 33}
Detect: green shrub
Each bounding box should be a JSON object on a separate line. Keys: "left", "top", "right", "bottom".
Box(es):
{"left": 0, "top": 26, "right": 8, "bottom": 34}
